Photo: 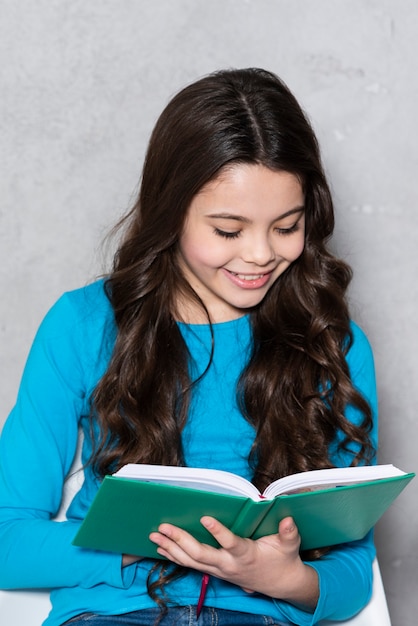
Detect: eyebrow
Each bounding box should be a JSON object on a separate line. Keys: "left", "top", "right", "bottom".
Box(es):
{"left": 205, "top": 206, "right": 305, "bottom": 223}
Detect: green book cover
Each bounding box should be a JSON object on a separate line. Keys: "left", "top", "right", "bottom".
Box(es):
{"left": 72, "top": 469, "right": 414, "bottom": 558}
{"left": 250, "top": 474, "right": 414, "bottom": 547}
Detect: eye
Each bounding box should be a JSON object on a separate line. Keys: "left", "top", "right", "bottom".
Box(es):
{"left": 276, "top": 222, "right": 301, "bottom": 236}
{"left": 213, "top": 228, "right": 241, "bottom": 240}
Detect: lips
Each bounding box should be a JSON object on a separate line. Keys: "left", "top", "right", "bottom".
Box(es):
{"left": 223, "top": 268, "right": 273, "bottom": 289}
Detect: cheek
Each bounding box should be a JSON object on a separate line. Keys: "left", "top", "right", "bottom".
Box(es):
{"left": 295, "top": 237, "right": 305, "bottom": 259}
{"left": 284, "top": 234, "right": 305, "bottom": 262}
{"left": 183, "top": 230, "right": 231, "bottom": 266}
{"left": 179, "top": 237, "right": 217, "bottom": 271}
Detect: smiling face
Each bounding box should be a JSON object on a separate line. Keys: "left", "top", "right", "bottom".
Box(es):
{"left": 176, "top": 164, "right": 306, "bottom": 323}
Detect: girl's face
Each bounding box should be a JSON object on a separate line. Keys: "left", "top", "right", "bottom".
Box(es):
{"left": 177, "top": 164, "right": 305, "bottom": 323}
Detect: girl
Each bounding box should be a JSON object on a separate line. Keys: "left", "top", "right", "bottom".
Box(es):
{"left": 0, "top": 68, "right": 377, "bottom": 626}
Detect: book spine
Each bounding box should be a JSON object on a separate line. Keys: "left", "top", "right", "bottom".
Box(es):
{"left": 230, "top": 498, "right": 275, "bottom": 539}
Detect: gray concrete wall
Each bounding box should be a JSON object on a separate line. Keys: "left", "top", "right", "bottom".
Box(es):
{"left": 1, "top": 1, "right": 417, "bottom": 623}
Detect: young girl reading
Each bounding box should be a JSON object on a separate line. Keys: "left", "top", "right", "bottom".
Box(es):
{"left": 0, "top": 68, "right": 377, "bottom": 626}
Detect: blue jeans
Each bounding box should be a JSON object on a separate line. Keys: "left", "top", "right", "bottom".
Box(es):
{"left": 62, "top": 606, "right": 289, "bottom": 625}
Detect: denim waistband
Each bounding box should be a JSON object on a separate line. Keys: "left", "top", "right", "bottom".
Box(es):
{"left": 62, "top": 605, "right": 290, "bottom": 626}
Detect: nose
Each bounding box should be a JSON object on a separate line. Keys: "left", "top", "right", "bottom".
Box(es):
{"left": 241, "top": 233, "right": 276, "bottom": 266}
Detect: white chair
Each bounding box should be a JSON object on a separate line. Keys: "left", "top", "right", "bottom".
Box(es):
{"left": 0, "top": 557, "right": 392, "bottom": 625}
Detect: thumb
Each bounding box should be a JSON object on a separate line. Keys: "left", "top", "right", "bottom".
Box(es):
{"left": 278, "top": 516, "right": 300, "bottom": 548}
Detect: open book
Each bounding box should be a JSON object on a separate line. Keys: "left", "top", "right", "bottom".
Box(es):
{"left": 73, "top": 463, "right": 414, "bottom": 558}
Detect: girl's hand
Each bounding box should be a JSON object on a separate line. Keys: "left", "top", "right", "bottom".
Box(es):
{"left": 149, "top": 516, "right": 319, "bottom": 609}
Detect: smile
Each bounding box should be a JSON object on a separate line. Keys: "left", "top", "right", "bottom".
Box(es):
{"left": 223, "top": 268, "right": 274, "bottom": 289}
{"left": 229, "top": 271, "right": 267, "bottom": 281}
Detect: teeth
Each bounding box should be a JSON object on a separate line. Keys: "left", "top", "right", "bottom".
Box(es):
{"left": 231, "top": 272, "right": 265, "bottom": 280}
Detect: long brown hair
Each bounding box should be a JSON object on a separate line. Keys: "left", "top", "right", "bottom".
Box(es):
{"left": 91, "top": 69, "right": 374, "bottom": 595}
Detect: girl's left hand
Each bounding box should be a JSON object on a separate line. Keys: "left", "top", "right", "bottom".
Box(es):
{"left": 149, "top": 515, "right": 318, "bottom": 608}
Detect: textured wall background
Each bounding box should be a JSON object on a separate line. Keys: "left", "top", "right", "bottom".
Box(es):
{"left": 1, "top": 0, "right": 417, "bottom": 623}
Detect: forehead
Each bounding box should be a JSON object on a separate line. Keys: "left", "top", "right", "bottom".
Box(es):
{"left": 191, "top": 164, "right": 304, "bottom": 212}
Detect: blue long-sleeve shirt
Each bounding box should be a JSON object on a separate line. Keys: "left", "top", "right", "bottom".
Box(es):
{"left": 0, "top": 280, "right": 378, "bottom": 625}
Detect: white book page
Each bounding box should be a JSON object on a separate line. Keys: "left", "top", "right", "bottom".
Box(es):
{"left": 113, "top": 464, "right": 261, "bottom": 499}
{"left": 113, "top": 463, "right": 406, "bottom": 501}
{"left": 262, "top": 464, "right": 406, "bottom": 499}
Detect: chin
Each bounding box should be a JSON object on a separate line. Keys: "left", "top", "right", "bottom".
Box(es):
{"left": 232, "top": 297, "right": 266, "bottom": 312}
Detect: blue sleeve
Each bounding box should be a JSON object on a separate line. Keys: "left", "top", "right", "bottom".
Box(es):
{"left": 276, "top": 322, "right": 378, "bottom": 625}
{"left": 0, "top": 286, "right": 135, "bottom": 591}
